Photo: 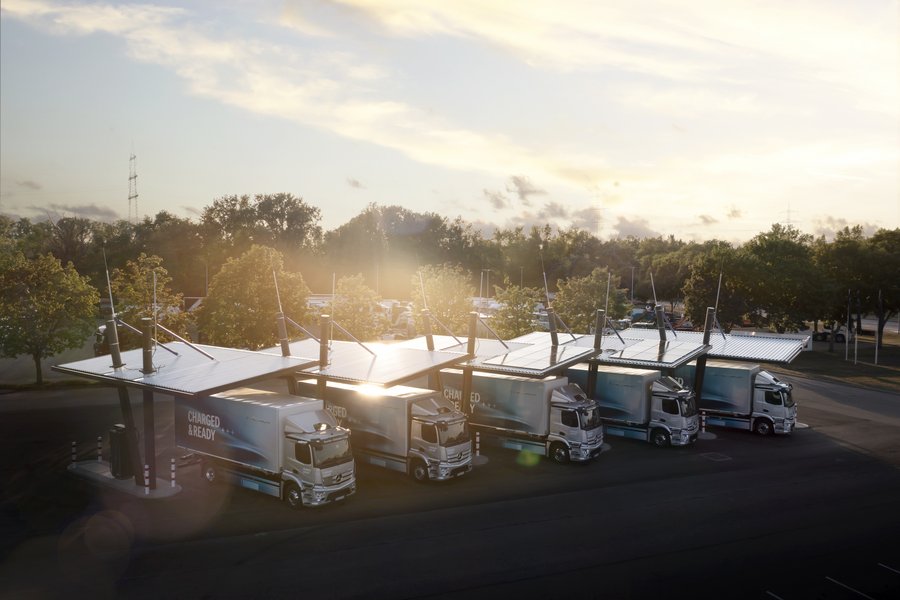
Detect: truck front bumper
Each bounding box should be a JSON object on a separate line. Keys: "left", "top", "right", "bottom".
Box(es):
{"left": 671, "top": 429, "right": 699, "bottom": 446}
{"left": 775, "top": 419, "right": 796, "bottom": 435}
{"left": 431, "top": 460, "right": 472, "bottom": 480}
{"left": 303, "top": 480, "right": 357, "bottom": 507}
{"left": 570, "top": 441, "right": 604, "bottom": 462}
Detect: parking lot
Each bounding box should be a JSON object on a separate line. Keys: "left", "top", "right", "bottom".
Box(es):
{"left": 1, "top": 371, "right": 899, "bottom": 599}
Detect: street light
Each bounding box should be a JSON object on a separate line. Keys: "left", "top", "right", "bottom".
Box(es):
{"left": 630, "top": 266, "right": 635, "bottom": 303}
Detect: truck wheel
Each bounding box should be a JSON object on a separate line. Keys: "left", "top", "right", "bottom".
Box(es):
{"left": 410, "top": 460, "right": 429, "bottom": 482}
{"left": 284, "top": 483, "right": 303, "bottom": 510}
{"left": 754, "top": 419, "right": 773, "bottom": 436}
{"left": 651, "top": 429, "right": 671, "bottom": 448}
{"left": 201, "top": 462, "right": 217, "bottom": 485}
{"left": 550, "top": 443, "right": 569, "bottom": 464}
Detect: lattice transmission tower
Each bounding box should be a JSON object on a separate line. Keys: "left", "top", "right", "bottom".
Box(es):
{"left": 128, "top": 153, "right": 139, "bottom": 223}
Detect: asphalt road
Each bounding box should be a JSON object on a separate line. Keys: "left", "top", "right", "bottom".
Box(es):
{"left": 1, "top": 375, "right": 899, "bottom": 600}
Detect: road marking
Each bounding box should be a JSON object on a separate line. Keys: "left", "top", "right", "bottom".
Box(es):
{"left": 825, "top": 576, "right": 875, "bottom": 599}
{"left": 765, "top": 591, "right": 786, "bottom": 600}
{"left": 699, "top": 452, "right": 732, "bottom": 462}
{"left": 878, "top": 562, "right": 900, "bottom": 575}
{"left": 795, "top": 422, "right": 809, "bottom": 429}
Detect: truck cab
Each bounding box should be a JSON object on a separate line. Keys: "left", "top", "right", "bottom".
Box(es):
{"left": 304, "top": 380, "right": 473, "bottom": 482}
{"left": 547, "top": 384, "right": 605, "bottom": 462}
{"left": 410, "top": 399, "right": 472, "bottom": 481}
{"left": 750, "top": 371, "right": 796, "bottom": 435}
{"left": 648, "top": 377, "right": 699, "bottom": 447}
{"left": 178, "top": 389, "right": 356, "bottom": 509}
{"left": 282, "top": 413, "right": 355, "bottom": 507}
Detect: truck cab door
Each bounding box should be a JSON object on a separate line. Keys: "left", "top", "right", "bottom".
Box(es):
{"left": 651, "top": 397, "right": 678, "bottom": 427}
{"left": 411, "top": 420, "right": 439, "bottom": 458}
{"left": 761, "top": 389, "right": 783, "bottom": 416}
{"left": 285, "top": 439, "right": 315, "bottom": 482}
{"left": 554, "top": 408, "right": 580, "bottom": 440}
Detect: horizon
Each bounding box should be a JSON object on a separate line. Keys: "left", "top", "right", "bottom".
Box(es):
{"left": 2, "top": 1, "right": 898, "bottom": 244}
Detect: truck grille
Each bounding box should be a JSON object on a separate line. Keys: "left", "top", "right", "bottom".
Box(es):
{"left": 324, "top": 471, "right": 352, "bottom": 486}
{"left": 447, "top": 448, "right": 471, "bottom": 463}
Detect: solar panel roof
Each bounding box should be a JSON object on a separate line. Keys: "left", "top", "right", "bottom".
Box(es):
{"left": 259, "top": 338, "right": 467, "bottom": 387}
{"left": 394, "top": 334, "right": 599, "bottom": 377}
{"left": 508, "top": 332, "right": 707, "bottom": 369}
{"left": 613, "top": 328, "right": 806, "bottom": 363}
{"left": 52, "top": 342, "right": 319, "bottom": 396}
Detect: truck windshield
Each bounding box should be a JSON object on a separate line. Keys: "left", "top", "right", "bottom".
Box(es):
{"left": 439, "top": 421, "right": 470, "bottom": 446}
{"left": 679, "top": 396, "right": 698, "bottom": 417}
{"left": 579, "top": 407, "right": 602, "bottom": 430}
{"left": 313, "top": 439, "right": 352, "bottom": 469}
{"left": 782, "top": 390, "right": 795, "bottom": 408}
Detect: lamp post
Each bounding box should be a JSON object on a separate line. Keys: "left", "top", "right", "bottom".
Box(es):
{"left": 630, "top": 266, "right": 635, "bottom": 303}
{"left": 481, "top": 269, "right": 492, "bottom": 304}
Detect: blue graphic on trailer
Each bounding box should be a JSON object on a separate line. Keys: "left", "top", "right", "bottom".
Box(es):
{"left": 175, "top": 395, "right": 271, "bottom": 468}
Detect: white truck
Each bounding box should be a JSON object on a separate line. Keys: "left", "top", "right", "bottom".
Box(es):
{"left": 566, "top": 364, "right": 699, "bottom": 447}
{"left": 437, "top": 370, "right": 604, "bottom": 464}
{"left": 296, "top": 380, "right": 473, "bottom": 482}
{"left": 674, "top": 360, "right": 796, "bottom": 436}
{"left": 175, "top": 388, "right": 356, "bottom": 508}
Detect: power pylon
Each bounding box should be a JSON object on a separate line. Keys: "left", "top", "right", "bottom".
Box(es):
{"left": 128, "top": 153, "right": 139, "bottom": 223}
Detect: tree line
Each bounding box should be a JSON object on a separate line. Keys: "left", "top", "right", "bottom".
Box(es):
{"left": 1, "top": 194, "right": 897, "bottom": 383}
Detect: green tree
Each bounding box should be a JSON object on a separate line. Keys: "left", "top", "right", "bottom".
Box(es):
{"left": 131, "top": 212, "right": 206, "bottom": 297}
{"left": 491, "top": 279, "right": 542, "bottom": 339}
{"left": 201, "top": 194, "right": 323, "bottom": 271}
{"left": 327, "top": 274, "right": 388, "bottom": 341}
{"left": 197, "top": 245, "right": 310, "bottom": 349}
{"left": 867, "top": 228, "right": 900, "bottom": 349}
{"left": 740, "top": 224, "right": 818, "bottom": 332}
{"left": 553, "top": 267, "right": 627, "bottom": 333}
{"left": 410, "top": 264, "right": 475, "bottom": 336}
{"left": 0, "top": 253, "right": 99, "bottom": 384}
{"left": 682, "top": 242, "right": 748, "bottom": 331}
{"left": 109, "top": 253, "right": 192, "bottom": 349}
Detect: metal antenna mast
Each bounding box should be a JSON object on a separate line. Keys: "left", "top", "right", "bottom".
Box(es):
{"left": 128, "top": 152, "right": 139, "bottom": 223}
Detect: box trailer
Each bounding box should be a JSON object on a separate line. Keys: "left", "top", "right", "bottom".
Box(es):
{"left": 674, "top": 360, "right": 796, "bottom": 436}
{"left": 437, "top": 370, "right": 604, "bottom": 463}
{"left": 296, "top": 380, "right": 472, "bottom": 482}
{"left": 175, "top": 388, "right": 356, "bottom": 508}
{"left": 566, "top": 364, "right": 699, "bottom": 447}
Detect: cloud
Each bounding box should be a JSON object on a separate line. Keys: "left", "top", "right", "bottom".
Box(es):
{"left": 347, "top": 177, "right": 364, "bottom": 189}
{"left": 23, "top": 203, "right": 121, "bottom": 221}
{"left": 16, "top": 179, "right": 43, "bottom": 190}
{"left": 327, "top": 1, "right": 897, "bottom": 117}
{"left": 726, "top": 207, "right": 742, "bottom": 219}
{"left": 610, "top": 216, "right": 660, "bottom": 239}
{"left": 2, "top": 0, "right": 616, "bottom": 196}
{"left": 483, "top": 189, "right": 508, "bottom": 210}
{"left": 29, "top": 203, "right": 120, "bottom": 221}
{"left": 506, "top": 176, "right": 546, "bottom": 206}
{"left": 812, "top": 216, "right": 880, "bottom": 241}
{"left": 182, "top": 205, "right": 202, "bottom": 217}
{"left": 698, "top": 214, "right": 718, "bottom": 225}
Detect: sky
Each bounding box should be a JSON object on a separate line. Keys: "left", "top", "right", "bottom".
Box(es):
{"left": 1, "top": 0, "right": 898, "bottom": 243}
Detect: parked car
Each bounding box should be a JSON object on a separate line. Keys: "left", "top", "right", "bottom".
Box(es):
{"left": 812, "top": 326, "right": 853, "bottom": 343}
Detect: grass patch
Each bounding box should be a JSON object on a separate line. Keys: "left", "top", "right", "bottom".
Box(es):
{"left": 764, "top": 335, "right": 900, "bottom": 395}
{"left": 0, "top": 379, "right": 102, "bottom": 394}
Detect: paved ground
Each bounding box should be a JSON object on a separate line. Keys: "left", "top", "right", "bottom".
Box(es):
{"left": 1, "top": 375, "right": 898, "bottom": 599}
